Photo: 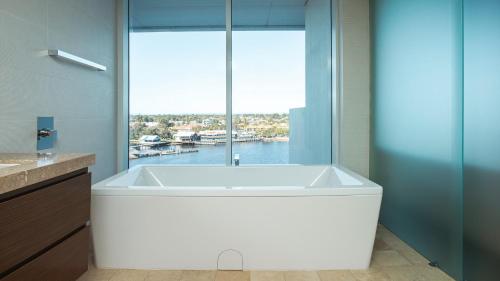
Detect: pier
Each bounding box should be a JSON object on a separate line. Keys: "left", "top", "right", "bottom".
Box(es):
{"left": 129, "top": 140, "right": 170, "bottom": 151}
{"left": 129, "top": 147, "right": 198, "bottom": 159}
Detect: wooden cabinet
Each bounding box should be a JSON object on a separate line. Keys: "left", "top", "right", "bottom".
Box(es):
{"left": 0, "top": 170, "right": 90, "bottom": 281}
{"left": 2, "top": 227, "right": 89, "bottom": 281}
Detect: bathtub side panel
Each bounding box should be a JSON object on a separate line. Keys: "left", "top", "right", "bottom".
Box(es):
{"left": 91, "top": 194, "right": 381, "bottom": 270}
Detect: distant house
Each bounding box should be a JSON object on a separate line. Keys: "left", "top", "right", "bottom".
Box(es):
{"left": 144, "top": 122, "right": 159, "bottom": 127}
{"left": 173, "top": 131, "right": 198, "bottom": 142}
{"left": 202, "top": 118, "right": 215, "bottom": 126}
{"left": 139, "top": 135, "right": 161, "bottom": 144}
{"left": 172, "top": 125, "right": 195, "bottom": 131}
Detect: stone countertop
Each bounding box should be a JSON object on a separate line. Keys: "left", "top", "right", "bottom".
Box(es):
{"left": 0, "top": 153, "right": 95, "bottom": 195}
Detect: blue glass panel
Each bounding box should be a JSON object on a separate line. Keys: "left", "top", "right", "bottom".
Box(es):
{"left": 371, "top": 0, "right": 463, "bottom": 279}
{"left": 464, "top": 0, "right": 500, "bottom": 279}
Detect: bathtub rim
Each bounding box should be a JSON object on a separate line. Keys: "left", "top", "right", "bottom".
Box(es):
{"left": 92, "top": 164, "right": 382, "bottom": 197}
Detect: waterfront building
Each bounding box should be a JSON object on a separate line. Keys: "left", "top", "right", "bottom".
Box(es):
{"left": 173, "top": 131, "right": 199, "bottom": 142}
{"left": 198, "top": 130, "right": 237, "bottom": 144}
{"left": 235, "top": 131, "right": 260, "bottom": 142}
{"left": 139, "top": 135, "right": 161, "bottom": 144}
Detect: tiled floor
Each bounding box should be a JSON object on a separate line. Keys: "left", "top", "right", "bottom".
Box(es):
{"left": 78, "top": 225, "right": 454, "bottom": 281}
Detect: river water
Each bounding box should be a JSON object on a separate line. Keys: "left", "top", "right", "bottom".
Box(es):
{"left": 130, "top": 141, "right": 289, "bottom": 166}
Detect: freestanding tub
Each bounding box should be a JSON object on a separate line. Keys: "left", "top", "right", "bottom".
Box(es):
{"left": 91, "top": 165, "right": 382, "bottom": 270}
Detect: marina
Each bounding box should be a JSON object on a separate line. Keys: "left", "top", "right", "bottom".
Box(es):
{"left": 130, "top": 141, "right": 289, "bottom": 165}
{"left": 129, "top": 131, "right": 288, "bottom": 160}
{"left": 129, "top": 147, "right": 199, "bottom": 159}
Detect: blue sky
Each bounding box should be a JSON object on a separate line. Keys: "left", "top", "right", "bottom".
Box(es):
{"left": 130, "top": 31, "right": 305, "bottom": 115}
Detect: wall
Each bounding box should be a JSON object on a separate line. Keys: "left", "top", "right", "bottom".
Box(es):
{"left": 339, "top": 0, "right": 370, "bottom": 177}
{"left": 0, "top": 0, "right": 117, "bottom": 182}
{"left": 464, "top": 0, "right": 500, "bottom": 279}
{"left": 371, "top": 0, "right": 463, "bottom": 279}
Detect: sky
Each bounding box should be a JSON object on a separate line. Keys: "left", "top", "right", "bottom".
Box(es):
{"left": 130, "top": 31, "right": 305, "bottom": 115}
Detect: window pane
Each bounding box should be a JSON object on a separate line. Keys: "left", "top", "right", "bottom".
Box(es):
{"left": 129, "top": 0, "right": 226, "bottom": 166}
{"left": 232, "top": 0, "right": 332, "bottom": 165}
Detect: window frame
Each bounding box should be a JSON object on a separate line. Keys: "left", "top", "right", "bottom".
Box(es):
{"left": 117, "top": 0, "right": 341, "bottom": 171}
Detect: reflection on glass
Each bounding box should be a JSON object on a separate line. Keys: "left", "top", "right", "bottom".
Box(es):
{"left": 232, "top": 0, "right": 332, "bottom": 165}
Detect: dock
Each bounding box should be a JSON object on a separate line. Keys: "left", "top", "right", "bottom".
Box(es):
{"left": 129, "top": 148, "right": 198, "bottom": 159}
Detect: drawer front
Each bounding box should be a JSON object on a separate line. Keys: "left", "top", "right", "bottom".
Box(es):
{"left": 0, "top": 173, "right": 90, "bottom": 274}
{"left": 1, "top": 226, "right": 89, "bottom": 281}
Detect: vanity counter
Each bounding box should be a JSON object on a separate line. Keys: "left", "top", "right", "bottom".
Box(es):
{"left": 0, "top": 153, "right": 94, "bottom": 281}
{"left": 0, "top": 153, "right": 95, "bottom": 196}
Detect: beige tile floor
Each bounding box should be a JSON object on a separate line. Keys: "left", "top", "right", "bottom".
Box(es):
{"left": 78, "top": 225, "right": 454, "bottom": 281}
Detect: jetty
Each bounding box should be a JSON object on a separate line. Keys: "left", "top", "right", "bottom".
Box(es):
{"left": 129, "top": 148, "right": 198, "bottom": 159}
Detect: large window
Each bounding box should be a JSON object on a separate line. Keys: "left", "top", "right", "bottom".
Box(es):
{"left": 128, "top": 0, "right": 333, "bottom": 166}
{"left": 232, "top": 31, "right": 305, "bottom": 164}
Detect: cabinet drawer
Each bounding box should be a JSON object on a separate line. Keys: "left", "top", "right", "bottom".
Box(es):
{"left": 0, "top": 173, "right": 90, "bottom": 274}
{"left": 1, "top": 226, "right": 89, "bottom": 281}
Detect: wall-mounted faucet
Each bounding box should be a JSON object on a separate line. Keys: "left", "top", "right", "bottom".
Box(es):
{"left": 37, "top": 128, "right": 57, "bottom": 140}
{"left": 37, "top": 117, "right": 57, "bottom": 151}
{"left": 234, "top": 154, "right": 240, "bottom": 166}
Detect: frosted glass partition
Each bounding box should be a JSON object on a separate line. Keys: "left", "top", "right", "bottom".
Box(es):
{"left": 464, "top": 0, "right": 500, "bottom": 279}
{"left": 371, "top": 0, "right": 463, "bottom": 279}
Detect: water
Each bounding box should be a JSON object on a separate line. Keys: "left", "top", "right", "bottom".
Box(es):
{"left": 130, "top": 141, "right": 289, "bottom": 166}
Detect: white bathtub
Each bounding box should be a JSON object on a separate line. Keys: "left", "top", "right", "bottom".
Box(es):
{"left": 91, "top": 165, "right": 382, "bottom": 271}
